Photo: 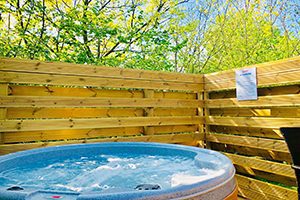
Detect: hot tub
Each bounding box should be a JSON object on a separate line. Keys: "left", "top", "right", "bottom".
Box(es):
{"left": 0, "top": 142, "right": 237, "bottom": 200}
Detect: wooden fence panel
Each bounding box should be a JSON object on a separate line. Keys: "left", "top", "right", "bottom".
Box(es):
{"left": 0, "top": 58, "right": 204, "bottom": 155}
{"left": 205, "top": 56, "right": 300, "bottom": 199}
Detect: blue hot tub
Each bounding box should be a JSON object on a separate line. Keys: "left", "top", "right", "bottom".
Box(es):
{"left": 0, "top": 142, "right": 236, "bottom": 200}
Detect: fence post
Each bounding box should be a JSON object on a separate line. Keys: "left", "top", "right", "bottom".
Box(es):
{"left": 143, "top": 89, "right": 155, "bottom": 135}
{"left": 203, "top": 89, "right": 211, "bottom": 149}
{"left": 196, "top": 92, "right": 205, "bottom": 147}
{"left": 0, "top": 84, "right": 8, "bottom": 144}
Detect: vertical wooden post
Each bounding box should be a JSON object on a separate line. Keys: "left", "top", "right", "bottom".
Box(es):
{"left": 143, "top": 89, "right": 155, "bottom": 135}
{"left": 0, "top": 84, "right": 8, "bottom": 144}
{"left": 196, "top": 92, "right": 205, "bottom": 147}
{"left": 203, "top": 90, "right": 211, "bottom": 149}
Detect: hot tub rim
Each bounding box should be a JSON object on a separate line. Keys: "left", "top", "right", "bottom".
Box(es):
{"left": 0, "top": 142, "right": 236, "bottom": 200}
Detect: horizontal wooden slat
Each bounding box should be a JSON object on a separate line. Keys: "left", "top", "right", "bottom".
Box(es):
{"left": 209, "top": 84, "right": 300, "bottom": 99}
{"left": 0, "top": 58, "right": 202, "bottom": 83}
{"left": 2, "top": 127, "right": 142, "bottom": 143}
{"left": 207, "top": 94, "right": 300, "bottom": 108}
{"left": 0, "top": 116, "right": 203, "bottom": 132}
{"left": 210, "top": 142, "right": 291, "bottom": 163}
{"left": 235, "top": 165, "right": 297, "bottom": 187}
{"left": 211, "top": 107, "right": 300, "bottom": 118}
{"left": 153, "top": 108, "right": 197, "bottom": 116}
{"left": 236, "top": 175, "right": 298, "bottom": 200}
{"left": 155, "top": 91, "right": 197, "bottom": 99}
{"left": 6, "top": 108, "right": 197, "bottom": 119}
{"left": 210, "top": 108, "right": 271, "bottom": 117}
{"left": 206, "top": 133, "right": 289, "bottom": 153}
{"left": 205, "top": 57, "right": 300, "bottom": 91}
{"left": 7, "top": 108, "right": 143, "bottom": 119}
{"left": 0, "top": 133, "right": 203, "bottom": 155}
{"left": 9, "top": 85, "right": 144, "bottom": 98}
{"left": 2, "top": 125, "right": 198, "bottom": 143}
{"left": 8, "top": 85, "right": 197, "bottom": 99}
{"left": 225, "top": 153, "right": 295, "bottom": 179}
{"left": 271, "top": 108, "right": 300, "bottom": 117}
{"left": 153, "top": 125, "right": 198, "bottom": 134}
{"left": 207, "top": 69, "right": 300, "bottom": 91}
{"left": 0, "top": 72, "right": 203, "bottom": 91}
{"left": 206, "top": 57, "right": 300, "bottom": 83}
{"left": 0, "top": 96, "right": 203, "bottom": 108}
{"left": 207, "top": 116, "right": 300, "bottom": 128}
{"left": 210, "top": 126, "right": 283, "bottom": 139}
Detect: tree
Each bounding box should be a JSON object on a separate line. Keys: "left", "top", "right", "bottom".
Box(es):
{"left": 199, "top": 1, "right": 300, "bottom": 73}
{"left": 0, "top": 0, "right": 190, "bottom": 72}
{"left": 0, "top": 0, "right": 299, "bottom": 73}
{"left": 179, "top": 0, "right": 300, "bottom": 73}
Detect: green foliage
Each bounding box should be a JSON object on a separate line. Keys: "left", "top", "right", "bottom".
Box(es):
{"left": 0, "top": 0, "right": 185, "bottom": 71}
{"left": 0, "top": 0, "right": 299, "bottom": 73}
{"left": 181, "top": 0, "right": 300, "bottom": 73}
{"left": 200, "top": 4, "right": 300, "bottom": 73}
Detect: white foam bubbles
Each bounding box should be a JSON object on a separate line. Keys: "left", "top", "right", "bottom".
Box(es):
{"left": 171, "top": 169, "right": 225, "bottom": 187}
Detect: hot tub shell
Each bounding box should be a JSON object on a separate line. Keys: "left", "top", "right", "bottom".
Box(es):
{"left": 0, "top": 142, "right": 237, "bottom": 200}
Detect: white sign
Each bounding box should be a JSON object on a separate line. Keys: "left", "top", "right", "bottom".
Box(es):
{"left": 235, "top": 67, "right": 257, "bottom": 101}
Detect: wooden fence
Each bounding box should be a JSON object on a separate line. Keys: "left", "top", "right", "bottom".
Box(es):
{"left": 0, "top": 56, "right": 300, "bottom": 199}
{"left": 0, "top": 58, "right": 204, "bottom": 154}
{"left": 205, "top": 56, "right": 300, "bottom": 200}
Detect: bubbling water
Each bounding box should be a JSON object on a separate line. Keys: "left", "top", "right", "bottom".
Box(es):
{"left": 0, "top": 153, "right": 223, "bottom": 193}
